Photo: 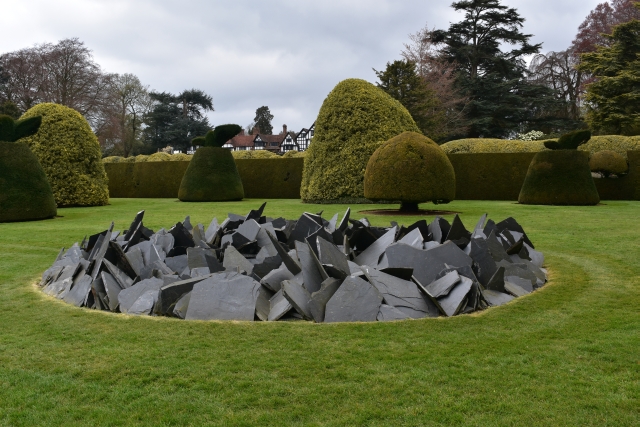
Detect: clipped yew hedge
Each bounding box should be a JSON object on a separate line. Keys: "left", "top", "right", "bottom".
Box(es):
{"left": 105, "top": 158, "right": 304, "bottom": 199}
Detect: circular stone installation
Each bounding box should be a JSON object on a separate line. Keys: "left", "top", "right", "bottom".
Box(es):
{"left": 39, "top": 204, "right": 547, "bottom": 322}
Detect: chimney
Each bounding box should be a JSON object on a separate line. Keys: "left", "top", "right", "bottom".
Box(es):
{"left": 282, "top": 124, "right": 287, "bottom": 135}
{"left": 252, "top": 126, "right": 260, "bottom": 135}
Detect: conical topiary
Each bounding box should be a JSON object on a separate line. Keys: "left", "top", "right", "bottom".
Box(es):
{"left": 178, "top": 124, "right": 244, "bottom": 202}
{"left": 519, "top": 130, "right": 599, "bottom": 205}
{"left": 0, "top": 115, "right": 57, "bottom": 222}
{"left": 364, "top": 131, "right": 455, "bottom": 211}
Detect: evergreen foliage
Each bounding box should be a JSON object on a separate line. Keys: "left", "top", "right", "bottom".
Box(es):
{"left": 19, "top": 103, "right": 109, "bottom": 207}
{"left": 432, "top": 0, "right": 566, "bottom": 137}
{"left": 579, "top": 11, "right": 640, "bottom": 135}
{"left": 195, "top": 124, "right": 242, "bottom": 147}
{"left": 300, "top": 78, "right": 420, "bottom": 202}
{"left": 0, "top": 141, "right": 57, "bottom": 222}
{"left": 253, "top": 106, "right": 274, "bottom": 135}
{"left": 519, "top": 150, "right": 600, "bottom": 205}
{"left": 544, "top": 129, "right": 591, "bottom": 150}
{"left": 589, "top": 150, "right": 629, "bottom": 176}
{"left": 364, "top": 132, "right": 455, "bottom": 211}
{"left": 0, "top": 114, "right": 42, "bottom": 142}
{"left": 178, "top": 147, "right": 244, "bottom": 202}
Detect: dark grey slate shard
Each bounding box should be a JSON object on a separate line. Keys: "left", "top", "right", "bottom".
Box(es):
{"left": 496, "top": 217, "right": 534, "bottom": 248}
{"left": 496, "top": 260, "right": 537, "bottom": 288}
{"left": 327, "top": 213, "right": 338, "bottom": 232}
{"left": 223, "top": 246, "right": 254, "bottom": 275}
{"left": 486, "top": 230, "right": 511, "bottom": 262}
{"left": 162, "top": 275, "right": 180, "bottom": 286}
{"left": 172, "top": 292, "right": 191, "bottom": 319}
{"left": 43, "top": 277, "right": 73, "bottom": 298}
{"left": 337, "top": 207, "right": 351, "bottom": 232}
{"left": 424, "top": 241, "right": 441, "bottom": 250}
{"left": 398, "top": 228, "right": 424, "bottom": 249}
{"left": 445, "top": 215, "right": 471, "bottom": 247}
{"left": 125, "top": 247, "right": 144, "bottom": 276}
{"left": 187, "top": 247, "right": 216, "bottom": 270}
{"left": 308, "top": 277, "right": 342, "bottom": 323}
{"left": 519, "top": 260, "right": 547, "bottom": 286}
{"left": 108, "top": 240, "right": 138, "bottom": 279}
{"left": 304, "top": 227, "right": 333, "bottom": 257}
{"left": 405, "top": 219, "right": 430, "bottom": 242}
{"left": 324, "top": 276, "right": 383, "bottom": 323}
{"left": 506, "top": 238, "right": 524, "bottom": 255}
{"left": 101, "top": 271, "right": 122, "bottom": 311}
{"left": 524, "top": 243, "right": 544, "bottom": 268}
{"left": 89, "top": 224, "right": 113, "bottom": 278}
{"left": 192, "top": 223, "right": 206, "bottom": 247}
{"left": 288, "top": 213, "right": 322, "bottom": 246}
{"left": 231, "top": 231, "right": 251, "bottom": 249}
{"left": 505, "top": 275, "right": 534, "bottom": 293}
{"left": 354, "top": 226, "right": 397, "bottom": 267}
{"left": 268, "top": 289, "right": 293, "bottom": 321}
{"left": 124, "top": 210, "right": 145, "bottom": 241}
{"left": 437, "top": 276, "right": 473, "bottom": 317}
{"left": 378, "top": 267, "right": 414, "bottom": 281}
{"left": 270, "top": 217, "right": 287, "bottom": 229}
{"left": 504, "top": 279, "right": 530, "bottom": 297}
{"left": 62, "top": 275, "right": 93, "bottom": 307}
{"left": 485, "top": 266, "right": 506, "bottom": 293}
{"left": 237, "top": 219, "right": 261, "bottom": 242}
{"left": 90, "top": 274, "right": 108, "bottom": 309}
{"left": 165, "top": 255, "right": 188, "bottom": 275}
{"left": 151, "top": 232, "right": 175, "bottom": 254}
{"left": 428, "top": 217, "right": 448, "bottom": 244}
{"left": 255, "top": 286, "right": 274, "bottom": 321}
{"left": 245, "top": 201, "right": 267, "bottom": 221}
{"left": 183, "top": 215, "right": 193, "bottom": 231}
{"left": 471, "top": 214, "right": 488, "bottom": 239}
{"left": 252, "top": 255, "right": 282, "bottom": 279}
{"left": 306, "top": 238, "right": 330, "bottom": 281}
{"left": 191, "top": 267, "right": 211, "bottom": 277}
{"left": 156, "top": 275, "right": 212, "bottom": 315}
{"left": 377, "top": 304, "right": 411, "bottom": 321}
{"left": 482, "top": 289, "right": 515, "bottom": 306}
{"left": 424, "top": 270, "right": 460, "bottom": 298}
{"left": 103, "top": 259, "right": 134, "bottom": 289}
{"left": 256, "top": 225, "right": 276, "bottom": 248}
{"left": 118, "top": 277, "right": 163, "bottom": 315}
{"left": 265, "top": 230, "right": 301, "bottom": 275}
{"left": 255, "top": 243, "right": 278, "bottom": 263}
{"left": 205, "top": 217, "right": 220, "bottom": 244}
{"left": 282, "top": 279, "right": 313, "bottom": 320}
{"left": 260, "top": 264, "right": 294, "bottom": 292}
{"left": 361, "top": 266, "right": 432, "bottom": 319}
{"left": 468, "top": 238, "right": 498, "bottom": 287}
{"left": 185, "top": 273, "right": 260, "bottom": 321}
{"left": 169, "top": 222, "right": 195, "bottom": 249}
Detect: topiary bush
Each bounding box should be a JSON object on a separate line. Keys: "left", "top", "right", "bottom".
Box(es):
{"left": 578, "top": 135, "right": 640, "bottom": 160}
{"left": 19, "top": 103, "right": 109, "bottom": 207}
{"left": 282, "top": 150, "right": 306, "bottom": 158}
{"left": 0, "top": 114, "right": 57, "bottom": 222}
{"left": 146, "top": 152, "right": 172, "bottom": 162}
{"left": 364, "top": 131, "right": 455, "bottom": 211}
{"left": 441, "top": 138, "right": 548, "bottom": 154}
{"left": 544, "top": 129, "right": 591, "bottom": 150}
{"left": 589, "top": 150, "right": 628, "bottom": 177}
{"left": 178, "top": 125, "right": 244, "bottom": 202}
{"left": 300, "top": 78, "right": 420, "bottom": 202}
{"left": 170, "top": 153, "right": 192, "bottom": 161}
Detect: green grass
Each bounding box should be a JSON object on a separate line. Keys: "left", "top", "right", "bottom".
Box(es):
{"left": 1, "top": 198, "right": 638, "bottom": 426}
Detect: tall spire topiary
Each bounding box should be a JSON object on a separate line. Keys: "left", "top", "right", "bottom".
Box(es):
{"left": 0, "top": 114, "right": 57, "bottom": 222}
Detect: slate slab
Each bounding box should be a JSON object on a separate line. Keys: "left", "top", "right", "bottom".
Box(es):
{"left": 362, "top": 266, "right": 433, "bottom": 319}
{"left": 62, "top": 274, "right": 93, "bottom": 307}
{"left": 223, "top": 246, "right": 254, "bottom": 275}
{"left": 377, "top": 304, "right": 411, "bottom": 321}
{"left": 282, "top": 279, "right": 313, "bottom": 320}
{"left": 295, "top": 241, "right": 325, "bottom": 294}
{"left": 482, "top": 289, "right": 515, "bottom": 306}
{"left": 260, "top": 264, "right": 294, "bottom": 292}
{"left": 308, "top": 277, "right": 342, "bottom": 323}
{"left": 354, "top": 226, "right": 397, "bottom": 267}
{"left": 268, "top": 289, "right": 293, "bottom": 321}
{"left": 118, "top": 278, "right": 163, "bottom": 315}
{"left": 185, "top": 273, "right": 260, "bottom": 321}
{"left": 398, "top": 228, "right": 424, "bottom": 249}
{"left": 256, "top": 286, "right": 275, "bottom": 321}
{"left": 324, "top": 276, "right": 383, "bottom": 323}
{"left": 172, "top": 292, "right": 191, "bottom": 319}
{"left": 156, "top": 275, "right": 213, "bottom": 315}
{"left": 424, "top": 270, "right": 460, "bottom": 298}
{"left": 437, "top": 276, "right": 473, "bottom": 317}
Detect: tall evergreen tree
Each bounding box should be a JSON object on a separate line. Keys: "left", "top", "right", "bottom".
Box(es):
{"left": 579, "top": 5, "right": 640, "bottom": 135}
{"left": 374, "top": 60, "right": 444, "bottom": 140}
{"left": 253, "top": 106, "right": 273, "bottom": 134}
{"left": 142, "top": 90, "right": 213, "bottom": 152}
{"left": 432, "top": 0, "right": 564, "bottom": 137}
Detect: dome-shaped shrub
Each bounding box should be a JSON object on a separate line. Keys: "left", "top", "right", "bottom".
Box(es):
{"left": 20, "top": 103, "right": 109, "bottom": 207}
{"left": 589, "top": 150, "right": 628, "bottom": 177}
{"left": 170, "top": 153, "right": 192, "bottom": 161}
{"left": 232, "top": 150, "right": 279, "bottom": 159}
{"left": 519, "top": 150, "right": 599, "bottom": 205}
{"left": 364, "top": 132, "right": 455, "bottom": 211}
{"left": 147, "top": 152, "right": 172, "bottom": 162}
{"left": 300, "top": 78, "right": 420, "bottom": 202}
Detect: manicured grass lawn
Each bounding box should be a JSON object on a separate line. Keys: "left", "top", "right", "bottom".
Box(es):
{"left": 0, "top": 198, "right": 638, "bottom": 426}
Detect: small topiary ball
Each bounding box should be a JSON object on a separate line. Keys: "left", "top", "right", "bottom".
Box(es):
{"left": 589, "top": 150, "right": 628, "bottom": 177}
{"left": 364, "top": 131, "right": 455, "bottom": 211}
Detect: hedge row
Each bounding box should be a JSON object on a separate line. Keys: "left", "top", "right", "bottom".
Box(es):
{"left": 104, "top": 153, "right": 640, "bottom": 201}
{"left": 105, "top": 158, "right": 304, "bottom": 199}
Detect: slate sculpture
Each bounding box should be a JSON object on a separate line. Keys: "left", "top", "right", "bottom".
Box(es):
{"left": 0, "top": 114, "right": 57, "bottom": 222}
{"left": 39, "top": 203, "right": 547, "bottom": 322}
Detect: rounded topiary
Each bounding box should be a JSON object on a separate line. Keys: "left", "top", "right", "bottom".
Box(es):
{"left": 19, "top": 103, "right": 109, "bottom": 207}
{"left": 589, "top": 150, "right": 628, "bottom": 177}
{"left": 518, "top": 150, "right": 599, "bottom": 205}
{"left": 232, "top": 150, "right": 279, "bottom": 159}
{"left": 147, "top": 152, "right": 172, "bottom": 162}
{"left": 170, "top": 153, "right": 192, "bottom": 161}
{"left": 178, "top": 124, "right": 244, "bottom": 202}
{"left": 364, "top": 132, "right": 455, "bottom": 211}
{"left": 300, "top": 78, "right": 420, "bottom": 202}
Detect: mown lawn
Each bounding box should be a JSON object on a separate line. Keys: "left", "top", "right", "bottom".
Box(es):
{"left": 0, "top": 198, "right": 638, "bottom": 426}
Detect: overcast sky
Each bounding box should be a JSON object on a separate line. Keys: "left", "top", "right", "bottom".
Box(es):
{"left": 1, "top": 0, "right": 602, "bottom": 133}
